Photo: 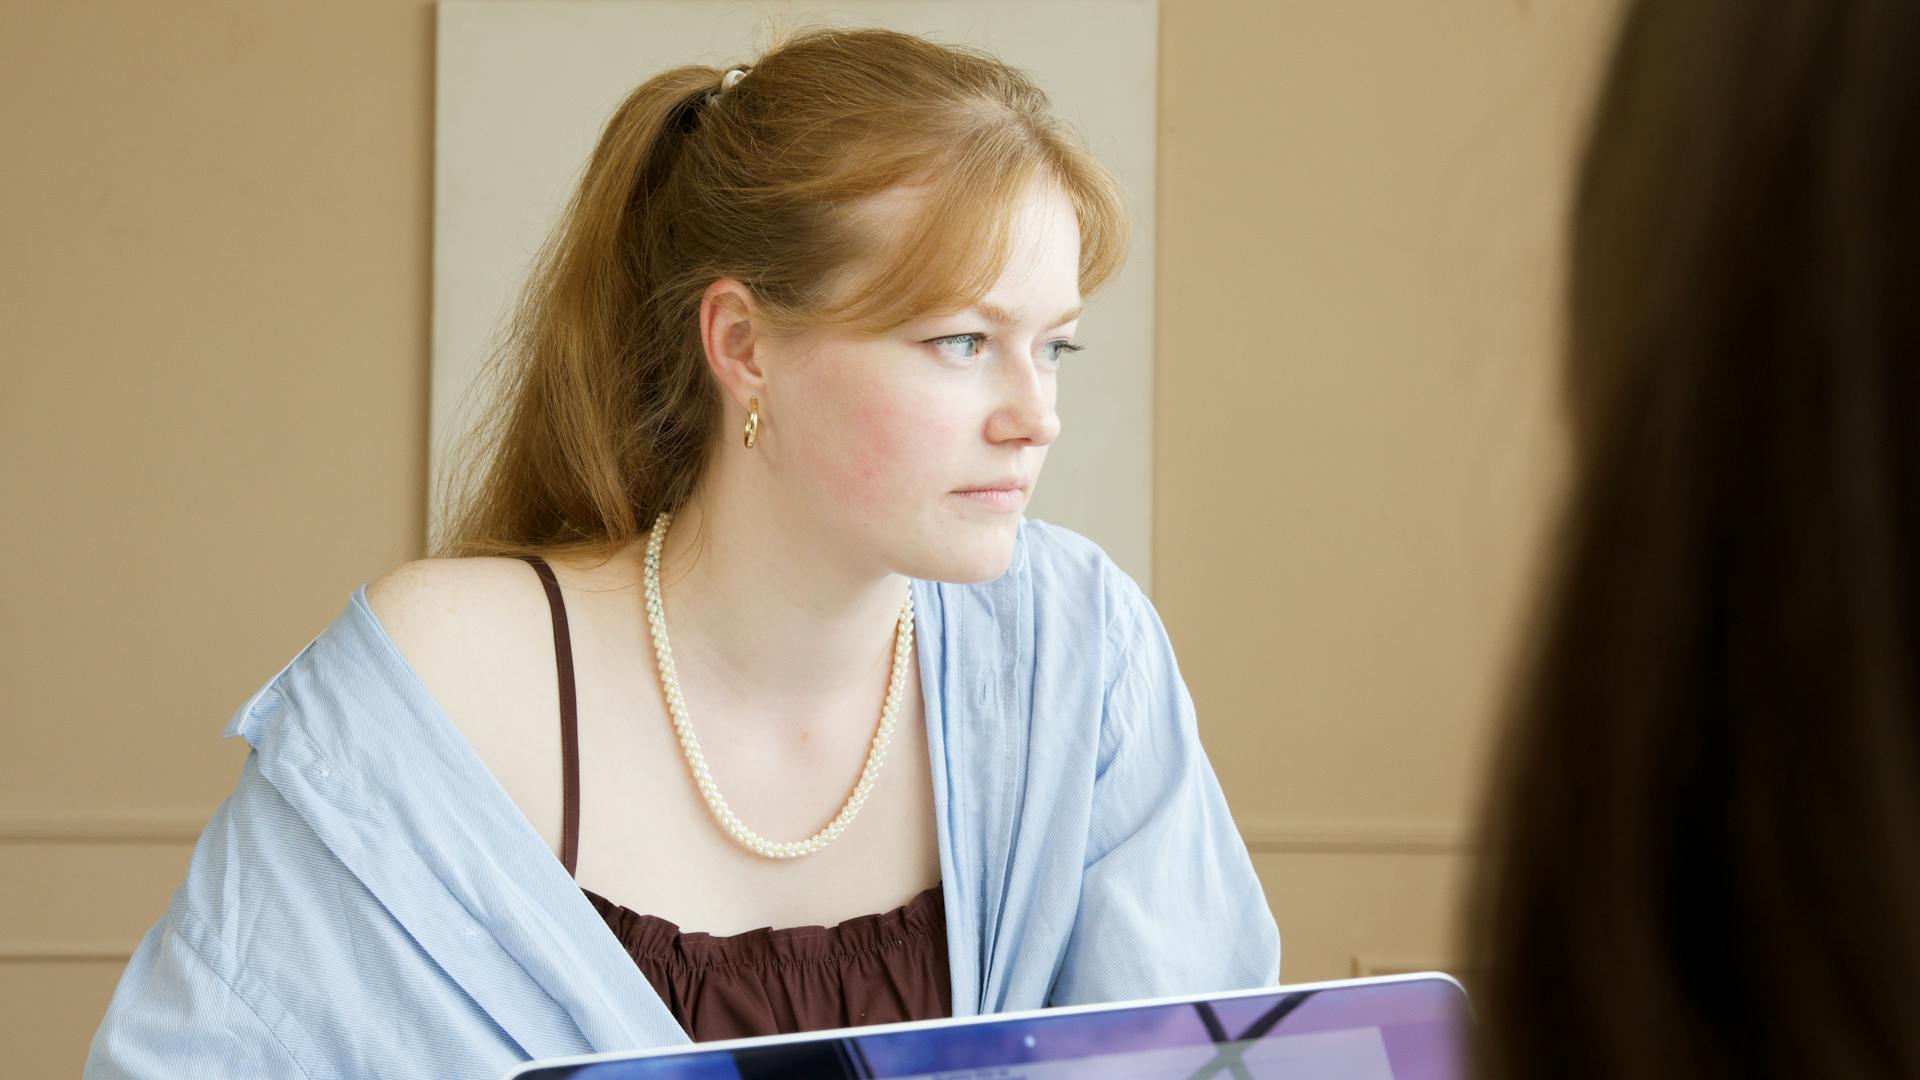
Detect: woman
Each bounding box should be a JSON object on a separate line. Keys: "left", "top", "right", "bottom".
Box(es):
{"left": 86, "top": 27, "right": 1278, "bottom": 1079}
{"left": 1469, "top": 1, "right": 1920, "bottom": 1075}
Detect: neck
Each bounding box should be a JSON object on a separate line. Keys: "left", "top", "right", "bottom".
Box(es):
{"left": 644, "top": 476, "right": 911, "bottom": 727}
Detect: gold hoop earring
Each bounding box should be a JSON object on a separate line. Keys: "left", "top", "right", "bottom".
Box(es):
{"left": 743, "top": 397, "right": 759, "bottom": 449}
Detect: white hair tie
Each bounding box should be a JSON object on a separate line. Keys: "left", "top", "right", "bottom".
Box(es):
{"left": 720, "top": 67, "right": 749, "bottom": 92}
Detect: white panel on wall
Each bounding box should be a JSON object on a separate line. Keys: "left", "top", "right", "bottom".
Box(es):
{"left": 432, "top": 0, "right": 1157, "bottom": 589}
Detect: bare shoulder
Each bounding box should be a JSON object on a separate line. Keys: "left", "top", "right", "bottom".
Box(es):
{"left": 364, "top": 556, "right": 556, "bottom": 747}
{"left": 366, "top": 556, "right": 548, "bottom": 656}
{"left": 364, "top": 555, "right": 570, "bottom": 848}
{"left": 365, "top": 546, "right": 640, "bottom": 681}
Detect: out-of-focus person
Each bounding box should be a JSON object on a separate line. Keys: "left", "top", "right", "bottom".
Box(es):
{"left": 1469, "top": 2, "right": 1920, "bottom": 1076}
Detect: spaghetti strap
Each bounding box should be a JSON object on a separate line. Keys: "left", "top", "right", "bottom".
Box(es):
{"left": 519, "top": 561, "right": 955, "bottom": 1042}
{"left": 519, "top": 555, "right": 581, "bottom": 878}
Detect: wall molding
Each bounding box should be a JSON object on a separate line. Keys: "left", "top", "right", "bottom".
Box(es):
{"left": 0, "top": 812, "right": 1477, "bottom": 853}
{"left": 1239, "top": 818, "right": 1473, "bottom": 855}
{"left": 0, "top": 812, "right": 204, "bottom": 845}
{"left": 0, "top": 942, "right": 134, "bottom": 963}
{"left": 0, "top": 812, "right": 1472, "bottom": 966}
{"left": 0, "top": 811, "right": 1476, "bottom": 853}
{"left": 1351, "top": 954, "right": 1455, "bottom": 979}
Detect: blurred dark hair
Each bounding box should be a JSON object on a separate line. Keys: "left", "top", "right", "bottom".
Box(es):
{"left": 1469, "top": 2, "right": 1920, "bottom": 1076}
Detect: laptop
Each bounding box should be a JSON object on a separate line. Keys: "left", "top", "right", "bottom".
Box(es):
{"left": 504, "top": 972, "right": 1469, "bottom": 1079}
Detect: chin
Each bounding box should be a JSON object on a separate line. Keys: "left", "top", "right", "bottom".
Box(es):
{"left": 900, "top": 520, "right": 1021, "bottom": 584}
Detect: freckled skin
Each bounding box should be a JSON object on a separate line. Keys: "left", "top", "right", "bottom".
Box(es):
{"left": 760, "top": 182, "right": 1082, "bottom": 585}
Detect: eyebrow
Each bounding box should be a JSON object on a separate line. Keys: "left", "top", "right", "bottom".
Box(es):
{"left": 976, "top": 301, "right": 1083, "bottom": 329}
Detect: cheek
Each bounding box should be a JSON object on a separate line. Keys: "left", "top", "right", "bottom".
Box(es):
{"left": 811, "top": 388, "right": 966, "bottom": 507}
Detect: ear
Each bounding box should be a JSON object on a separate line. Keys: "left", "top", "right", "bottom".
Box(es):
{"left": 699, "top": 278, "right": 765, "bottom": 410}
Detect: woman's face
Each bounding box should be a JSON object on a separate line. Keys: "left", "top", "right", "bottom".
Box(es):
{"left": 762, "top": 182, "right": 1083, "bottom": 584}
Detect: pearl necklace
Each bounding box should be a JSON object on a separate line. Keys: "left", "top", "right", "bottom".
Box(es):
{"left": 643, "top": 511, "right": 915, "bottom": 860}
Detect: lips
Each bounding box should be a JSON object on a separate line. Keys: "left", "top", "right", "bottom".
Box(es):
{"left": 954, "top": 477, "right": 1031, "bottom": 494}
{"left": 951, "top": 471, "right": 1032, "bottom": 515}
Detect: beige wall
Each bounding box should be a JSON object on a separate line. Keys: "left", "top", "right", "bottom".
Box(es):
{"left": 1157, "top": 1, "right": 1617, "bottom": 982}
{"left": 0, "top": 0, "right": 1615, "bottom": 1072}
{"left": 1, "top": 2, "right": 434, "bottom": 1069}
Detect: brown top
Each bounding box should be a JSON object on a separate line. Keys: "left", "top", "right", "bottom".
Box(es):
{"left": 520, "top": 555, "right": 953, "bottom": 1041}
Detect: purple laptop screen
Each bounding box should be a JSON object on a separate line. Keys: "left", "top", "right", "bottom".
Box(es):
{"left": 514, "top": 976, "right": 1468, "bottom": 1080}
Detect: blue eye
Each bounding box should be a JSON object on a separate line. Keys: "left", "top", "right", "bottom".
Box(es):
{"left": 924, "top": 333, "right": 1082, "bottom": 365}
{"left": 1043, "top": 340, "right": 1085, "bottom": 365}
{"left": 928, "top": 333, "right": 987, "bottom": 360}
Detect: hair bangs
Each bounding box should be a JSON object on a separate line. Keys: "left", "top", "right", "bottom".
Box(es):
{"left": 1057, "top": 145, "right": 1129, "bottom": 297}
{"left": 817, "top": 149, "right": 1039, "bottom": 333}
{"left": 815, "top": 120, "right": 1129, "bottom": 333}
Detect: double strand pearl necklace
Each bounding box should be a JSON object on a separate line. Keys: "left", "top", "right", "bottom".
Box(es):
{"left": 643, "top": 511, "right": 915, "bottom": 860}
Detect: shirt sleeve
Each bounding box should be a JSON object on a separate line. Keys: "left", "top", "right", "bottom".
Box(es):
{"left": 85, "top": 915, "right": 309, "bottom": 1080}
{"left": 1049, "top": 579, "right": 1282, "bottom": 1004}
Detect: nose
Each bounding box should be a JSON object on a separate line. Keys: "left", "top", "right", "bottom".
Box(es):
{"left": 985, "top": 358, "right": 1061, "bottom": 447}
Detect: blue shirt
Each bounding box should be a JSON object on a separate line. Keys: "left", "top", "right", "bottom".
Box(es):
{"left": 86, "top": 520, "right": 1280, "bottom": 1078}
